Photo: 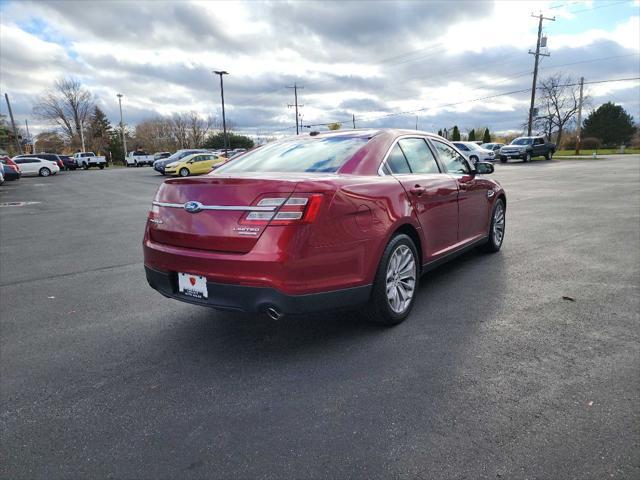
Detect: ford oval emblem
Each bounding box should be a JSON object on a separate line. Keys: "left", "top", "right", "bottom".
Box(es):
{"left": 184, "top": 201, "right": 203, "bottom": 213}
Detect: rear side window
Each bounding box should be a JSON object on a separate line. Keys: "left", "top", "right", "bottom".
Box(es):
{"left": 386, "top": 144, "right": 411, "bottom": 174}
{"left": 216, "top": 136, "right": 369, "bottom": 173}
{"left": 398, "top": 138, "right": 440, "bottom": 174}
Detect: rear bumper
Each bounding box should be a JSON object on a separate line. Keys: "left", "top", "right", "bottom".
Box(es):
{"left": 145, "top": 265, "right": 371, "bottom": 314}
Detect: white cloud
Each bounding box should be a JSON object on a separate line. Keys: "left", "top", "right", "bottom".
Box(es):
{"left": 0, "top": 0, "right": 638, "bottom": 136}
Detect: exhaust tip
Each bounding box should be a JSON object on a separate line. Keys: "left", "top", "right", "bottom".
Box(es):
{"left": 266, "top": 306, "right": 282, "bottom": 321}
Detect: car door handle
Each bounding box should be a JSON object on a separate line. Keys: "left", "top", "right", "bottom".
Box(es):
{"left": 409, "top": 185, "right": 426, "bottom": 196}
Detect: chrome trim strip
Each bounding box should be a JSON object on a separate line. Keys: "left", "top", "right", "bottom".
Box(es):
{"left": 152, "top": 201, "right": 276, "bottom": 212}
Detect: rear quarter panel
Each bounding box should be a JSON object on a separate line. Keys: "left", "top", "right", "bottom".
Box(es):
{"left": 287, "top": 175, "right": 420, "bottom": 288}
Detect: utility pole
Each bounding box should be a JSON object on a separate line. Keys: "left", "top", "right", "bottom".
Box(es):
{"left": 213, "top": 71, "right": 229, "bottom": 155}
{"left": 352, "top": 114, "right": 356, "bottom": 129}
{"left": 575, "top": 76, "right": 585, "bottom": 155}
{"left": 4, "top": 93, "right": 23, "bottom": 154}
{"left": 527, "top": 13, "right": 555, "bottom": 136}
{"left": 287, "top": 84, "right": 303, "bottom": 135}
{"left": 415, "top": 116, "right": 419, "bottom": 130}
{"left": 117, "top": 93, "right": 127, "bottom": 162}
{"left": 80, "top": 122, "right": 86, "bottom": 153}
{"left": 24, "top": 119, "right": 32, "bottom": 153}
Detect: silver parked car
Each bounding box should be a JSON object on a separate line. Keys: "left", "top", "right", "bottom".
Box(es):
{"left": 481, "top": 143, "right": 504, "bottom": 156}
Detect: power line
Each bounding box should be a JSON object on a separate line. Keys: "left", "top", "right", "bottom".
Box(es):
{"left": 300, "top": 77, "right": 639, "bottom": 129}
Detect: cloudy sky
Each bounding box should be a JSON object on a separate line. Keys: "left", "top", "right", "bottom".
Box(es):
{"left": 1, "top": 0, "right": 639, "bottom": 138}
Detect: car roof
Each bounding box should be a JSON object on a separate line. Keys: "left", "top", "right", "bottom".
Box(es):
{"left": 181, "top": 152, "right": 212, "bottom": 159}
{"left": 306, "top": 128, "right": 449, "bottom": 141}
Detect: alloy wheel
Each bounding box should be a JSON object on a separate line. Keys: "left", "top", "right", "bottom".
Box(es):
{"left": 493, "top": 202, "right": 505, "bottom": 246}
{"left": 385, "top": 244, "right": 416, "bottom": 314}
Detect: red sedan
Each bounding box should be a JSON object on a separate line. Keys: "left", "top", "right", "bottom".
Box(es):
{"left": 143, "top": 129, "right": 506, "bottom": 325}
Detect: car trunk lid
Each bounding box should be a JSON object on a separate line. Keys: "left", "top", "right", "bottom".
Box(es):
{"left": 148, "top": 174, "right": 302, "bottom": 253}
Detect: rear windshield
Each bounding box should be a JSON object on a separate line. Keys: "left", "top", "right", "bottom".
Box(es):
{"left": 215, "top": 136, "right": 369, "bottom": 173}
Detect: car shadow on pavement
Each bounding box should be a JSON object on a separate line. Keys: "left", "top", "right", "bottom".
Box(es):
{"left": 157, "top": 246, "right": 508, "bottom": 364}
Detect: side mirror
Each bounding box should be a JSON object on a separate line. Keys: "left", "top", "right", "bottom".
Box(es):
{"left": 476, "top": 162, "right": 494, "bottom": 174}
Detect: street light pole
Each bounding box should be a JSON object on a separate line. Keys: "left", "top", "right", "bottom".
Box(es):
{"left": 213, "top": 70, "right": 229, "bottom": 156}
{"left": 117, "top": 93, "right": 127, "bottom": 164}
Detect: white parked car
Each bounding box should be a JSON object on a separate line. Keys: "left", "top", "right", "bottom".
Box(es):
{"left": 481, "top": 143, "right": 505, "bottom": 156}
{"left": 12, "top": 157, "right": 60, "bottom": 177}
{"left": 125, "top": 150, "right": 155, "bottom": 167}
{"left": 452, "top": 142, "right": 495, "bottom": 164}
{"left": 73, "top": 152, "right": 107, "bottom": 169}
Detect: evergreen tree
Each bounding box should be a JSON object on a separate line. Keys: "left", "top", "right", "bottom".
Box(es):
{"left": 468, "top": 129, "right": 476, "bottom": 141}
{"left": 483, "top": 127, "right": 491, "bottom": 143}
{"left": 582, "top": 102, "right": 635, "bottom": 146}
{"left": 0, "top": 115, "right": 11, "bottom": 152}
{"left": 452, "top": 125, "right": 461, "bottom": 141}
{"left": 88, "top": 106, "right": 113, "bottom": 155}
{"left": 202, "top": 132, "right": 255, "bottom": 150}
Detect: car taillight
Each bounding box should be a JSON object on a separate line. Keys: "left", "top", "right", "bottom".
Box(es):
{"left": 242, "top": 194, "right": 323, "bottom": 226}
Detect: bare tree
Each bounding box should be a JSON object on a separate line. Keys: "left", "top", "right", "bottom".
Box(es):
{"left": 35, "top": 131, "right": 65, "bottom": 153}
{"left": 33, "top": 77, "right": 94, "bottom": 141}
{"left": 536, "top": 74, "right": 586, "bottom": 148}
{"left": 170, "top": 113, "right": 189, "bottom": 149}
{"left": 135, "top": 116, "right": 176, "bottom": 152}
{"left": 186, "top": 111, "right": 213, "bottom": 148}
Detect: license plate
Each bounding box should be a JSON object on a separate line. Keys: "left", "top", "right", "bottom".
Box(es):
{"left": 178, "top": 272, "right": 208, "bottom": 299}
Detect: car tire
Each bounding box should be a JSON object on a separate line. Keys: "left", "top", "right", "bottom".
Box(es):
{"left": 99, "top": 164, "right": 105, "bottom": 169}
{"left": 364, "top": 233, "right": 419, "bottom": 326}
{"left": 524, "top": 152, "right": 531, "bottom": 162}
{"left": 39, "top": 167, "right": 51, "bottom": 177}
{"left": 500, "top": 157, "right": 507, "bottom": 163}
{"left": 82, "top": 162, "right": 88, "bottom": 170}
{"left": 545, "top": 151, "right": 553, "bottom": 160}
{"left": 481, "top": 198, "right": 506, "bottom": 253}
{"left": 179, "top": 167, "right": 190, "bottom": 177}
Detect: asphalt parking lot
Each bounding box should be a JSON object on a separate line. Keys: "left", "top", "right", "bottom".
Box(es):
{"left": 1, "top": 156, "right": 639, "bottom": 479}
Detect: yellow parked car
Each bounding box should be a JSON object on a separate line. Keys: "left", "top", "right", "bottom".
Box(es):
{"left": 164, "top": 152, "right": 224, "bottom": 177}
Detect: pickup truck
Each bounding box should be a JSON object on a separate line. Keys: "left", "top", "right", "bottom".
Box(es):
{"left": 125, "top": 150, "right": 155, "bottom": 167}
{"left": 73, "top": 152, "right": 107, "bottom": 169}
{"left": 499, "top": 136, "right": 556, "bottom": 163}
